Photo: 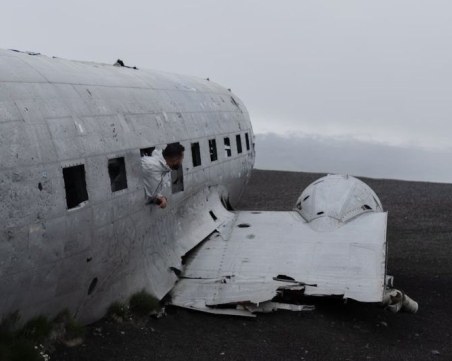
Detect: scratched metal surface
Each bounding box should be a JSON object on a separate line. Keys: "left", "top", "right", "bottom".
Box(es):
{"left": 0, "top": 49, "right": 254, "bottom": 323}
{"left": 171, "top": 176, "right": 388, "bottom": 315}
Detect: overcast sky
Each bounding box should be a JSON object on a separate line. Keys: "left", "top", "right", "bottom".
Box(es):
{"left": 255, "top": 133, "right": 452, "bottom": 183}
{"left": 1, "top": 1, "right": 451, "bottom": 182}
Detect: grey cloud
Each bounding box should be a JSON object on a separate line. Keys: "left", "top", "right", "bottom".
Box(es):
{"left": 255, "top": 133, "right": 452, "bottom": 184}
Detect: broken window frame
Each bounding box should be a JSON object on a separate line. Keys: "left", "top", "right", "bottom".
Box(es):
{"left": 62, "top": 164, "right": 89, "bottom": 209}
{"left": 108, "top": 157, "right": 128, "bottom": 193}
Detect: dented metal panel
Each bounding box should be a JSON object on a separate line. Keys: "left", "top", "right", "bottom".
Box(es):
{"left": 171, "top": 211, "right": 387, "bottom": 311}
{"left": 170, "top": 175, "right": 389, "bottom": 316}
{"left": 0, "top": 48, "right": 254, "bottom": 323}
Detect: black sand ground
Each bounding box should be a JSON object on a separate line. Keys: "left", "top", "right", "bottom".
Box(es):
{"left": 53, "top": 170, "right": 452, "bottom": 361}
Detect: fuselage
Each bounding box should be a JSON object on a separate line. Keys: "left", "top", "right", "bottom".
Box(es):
{"left": 0, "top": 49, "right": 254, "bottom": 323}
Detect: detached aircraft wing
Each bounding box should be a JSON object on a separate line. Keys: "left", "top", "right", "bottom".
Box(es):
{"left": 169, "top": 175, "right": 415, "bottom": 317}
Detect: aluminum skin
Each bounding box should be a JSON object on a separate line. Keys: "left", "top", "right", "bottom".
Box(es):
{"left": 0, "top": 49, "right": 254, "bottom": 323}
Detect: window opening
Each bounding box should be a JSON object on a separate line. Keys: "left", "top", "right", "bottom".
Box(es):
{"left": 191, "top": 142, "right": 201, "bottom": 167}
{"left": 224, "top": 137, "right": 232, "bottom": 157}
{"left": 245, "top": 133, "right": 250, "bottom": 151}
{"left": 63, "top": 164, "right": 89, "bottom": 209}
{"left": 140, "top": 146, "right": 155, "bottom": 157}
{"left": 236, "top": 134, "right": 243, "bottom": 154}
{"left": 209, "top": 138, "right": 218, "bottom": 162}
{"left": 108, "top": 157, "right": 128, "bottom": 192}
{"left": 171, "top": 166, "right": 184, "bottom": 193}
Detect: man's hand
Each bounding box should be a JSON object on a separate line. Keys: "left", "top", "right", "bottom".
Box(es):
{"left": 156, "top": 196, "right": 167, "bottom": 209}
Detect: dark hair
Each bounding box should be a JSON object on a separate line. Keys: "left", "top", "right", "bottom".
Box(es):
{"left": 163, "top": 142, "right": 185, "bottom": 158}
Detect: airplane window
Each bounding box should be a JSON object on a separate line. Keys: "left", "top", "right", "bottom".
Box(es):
{"left": 63, "top": 164, "right": 89, "bottom": 209}
{"left": 140, "top": 147, "right": 155, "bottom": 157}
{"left": 191, "top": 142, "right": 201, "bottom": 167}
{"left": 245, "top": 133, "right": 250, "bottom": 151}
{"left": 108, "top": 157, "right": 128, "bottom": 192}
{"left": 236, "top": 134, "right": 243, "bottom": 154}
{"left": 209, "top": 138, "right": 218, "bottom": 162}
{"left": 171, "top": 166, "right": 184, "bottom": 193}
{"left": 224, "top": 137, "right": 232, "bottom": 157}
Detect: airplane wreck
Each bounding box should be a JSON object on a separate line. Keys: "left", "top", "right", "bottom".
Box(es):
{"left": 0, "top": 49, "right": 416, "bottom": 323}
{"left": 170, "top": 174, "right": 418, "bottom": 316}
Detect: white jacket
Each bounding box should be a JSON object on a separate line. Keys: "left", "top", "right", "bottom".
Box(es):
{"left": 141, "top": 149, "right": 172, "bottom": 200}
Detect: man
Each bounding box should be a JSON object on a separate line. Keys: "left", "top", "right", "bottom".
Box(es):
{"left": 141, "top": 142, "right": 185, "bottom": 209}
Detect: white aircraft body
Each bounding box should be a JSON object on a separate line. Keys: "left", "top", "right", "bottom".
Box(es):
{"left": 0, "top": 49, "right": 415, "bottom": 323}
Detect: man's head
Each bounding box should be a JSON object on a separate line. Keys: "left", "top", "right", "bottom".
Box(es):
{"left": 163, "top": 142, "right": 185, "bottom": 170}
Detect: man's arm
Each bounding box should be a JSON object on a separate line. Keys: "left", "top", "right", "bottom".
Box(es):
{"left": 141, "top": 156, "right": 170, "bottom": 208}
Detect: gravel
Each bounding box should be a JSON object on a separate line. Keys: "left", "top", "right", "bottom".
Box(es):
{"left": 53, "top": 170, "right": 452, "bottom": 361}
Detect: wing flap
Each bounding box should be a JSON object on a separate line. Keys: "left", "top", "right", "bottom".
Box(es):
{"left": 170, "top": 210, "right": 387, "bottom": 315}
